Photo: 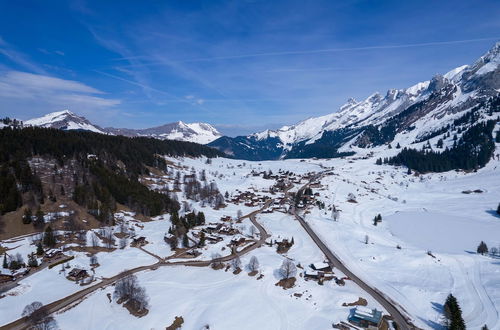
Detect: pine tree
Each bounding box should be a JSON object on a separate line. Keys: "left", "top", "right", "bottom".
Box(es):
{"left": 36, "top": 242, "right": 44, "bottom": 256}
{"left": 43, "top": 226, "right": 56, "bottom": 248}
{"left": 27, "top": 253, "right": 38, "bottom": 267}
{"left": 2, "top": 254, "right": 7, "bottom": 268}
{"left": 34, "top": 207, "right": 45, "bottom": 229}
{"left": 183, "top": 234, "right": 189, "bottom": 248}
{"left": 23, "top": 208, "right": 33, "bottom": 224}
{"left": 497, "top": 203, "right": 500, "bottom": 216}
{"left": 477, "top": 241, "right": 488, "bottom": 255}
{"left": 443, "top": 294, "right": 465, "bottom": 330}
{"left": 198, "top": 232, "right": 206, "bottom": 247}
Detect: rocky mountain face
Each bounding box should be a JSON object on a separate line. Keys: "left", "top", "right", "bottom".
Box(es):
{"left": 22, "top": 111, "right": 222, "bottom": 145}
{"left": 106, "top": 121, "right": 221, "bottom": 144}
{"left": 24, "top": 110, "right": 107, "bottom": 134}
{"left": 209, "top": 42, "right": 500, "bottom": 161}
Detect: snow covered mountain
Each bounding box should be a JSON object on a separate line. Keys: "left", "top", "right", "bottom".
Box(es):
{"left": 24, "top": 110, "right": 107, "bottom": 134}
{"left": 23, "top": 111, "right": 222, "bottom": 144}
{"left": 209, "top": 42, "right": 500, "bottom": 161}
{"left": 107, "top": 121, "right": 221, "bottom": 144}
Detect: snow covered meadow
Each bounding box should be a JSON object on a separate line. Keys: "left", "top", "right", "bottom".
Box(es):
{"left": 1, "top": 154, "right": 500, "bottom": 329}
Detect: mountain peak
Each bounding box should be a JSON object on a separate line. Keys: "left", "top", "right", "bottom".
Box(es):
{"left": 25, "top": 110, "right": 106, "bottom": 134}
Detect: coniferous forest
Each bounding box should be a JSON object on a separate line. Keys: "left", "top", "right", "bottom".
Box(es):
{"left": 0, "top": 126, "right": 225, "bottom": 217}
{"left": 383, "top": 120, "right": 497, "bottom": 173}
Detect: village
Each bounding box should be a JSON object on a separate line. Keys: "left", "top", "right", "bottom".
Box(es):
{"left": 0, "top": 156, "right": 389, "bottom": 329}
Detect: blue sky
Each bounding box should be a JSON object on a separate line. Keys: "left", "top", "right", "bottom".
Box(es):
{"left": 0, "top": 0, "right": 499, "bottom": 136}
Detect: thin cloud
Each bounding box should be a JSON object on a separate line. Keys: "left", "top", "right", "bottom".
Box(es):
{"left": 114, "top": 37, "right": 499, "bottom": 66}
{"left": 0, "top": 70, "right": 120, "bottom": 111}
{"left": 0, "top": 37, "right": 46, "bottom": 74}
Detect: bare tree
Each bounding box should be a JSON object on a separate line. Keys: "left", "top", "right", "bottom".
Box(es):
{"left": 119, "top": 237, "right": 128, "bottom": 249}
{"left": 119, "top": 221, "right": 127, "bottom": 234}
{"left": 249, "top": 225, "right": 257, "bottom": 238}
{"left": 76, "top": 231, "right": 87, "bottom": 246}
{"left": 247, "top": 256, "right": 259, "bottom": 272}
{"left": 89, "top": 254, "right": 98, "bottom": 266}
{"left": 64, "top": 214, "right": 80, "bottom": 233}
{"left": 237, "top": 209, "right": 243, "bottom": 220}
{"left": 22, "top": 301, "right": 58, "bottom": 329}
{"left": 332, "top": 206, "right": 340, "bottom": 221}
{"left": 90, "top": 232, "right": 99, "bottom": 248}
{"left": 279, "top": 259, "right": 297, "bottom": 279}
{"left": 103, "top": 228, "right": 115, "bottom": 249}
{"left": 364, "top": 235, "right": 369, "bottom": 245}
{"left": 114, "top": 274, "right": 149, "bottom": 312}
{"left": 231, "top": 256, "right": 241, "bottom": 270}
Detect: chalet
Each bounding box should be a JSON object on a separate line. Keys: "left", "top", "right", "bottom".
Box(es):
{"left": 348, "top": 306, "right": 382, "bottom": 328}
{"left": 131, "top": 236, "right": 146, "bottom": 247}
{"left": 67, "top": 268, "right": 88, "bottom": 282}
{"left": 204, "top": 223, "right": 222, "bottom": 234}
{"left": 44, "top": 249, "right": 62, "bottom": 259}
{"left": 219, "top": 225, "right": 238, "bottom": 236}
{"left": 205, "top": 235, "right": 223, "bottom": 243}
{"left": 276, "top": 238, "right": 293, "bottom": 253}
{"left": 220, "top": 216, "right": 232, "bottom": 222}
{"left": 230, "top": 235, "right": 247, "bottom": 246}
{"left": 304, "top": 270, "right": 320, "bottom": 280}
{"left": 310, "top": 262, "right": 332, "bottom": 272}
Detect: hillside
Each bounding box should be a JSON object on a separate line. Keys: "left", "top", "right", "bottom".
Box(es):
{"left": 0, "top": 126, "right": 225, "bottom": 239}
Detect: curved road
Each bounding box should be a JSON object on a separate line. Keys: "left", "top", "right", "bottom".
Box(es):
{"left": 294, "top": 174, "right": 419, "bottom": 330}
{"left": 0, "top": 200, "right": 273, "bottom": 330}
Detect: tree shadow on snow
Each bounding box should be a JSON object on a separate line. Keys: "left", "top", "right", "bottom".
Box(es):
{"left": 485, "top": 210, "right": 500, "bottom": 219}
{"left": 418, "top": 302, "right": 446, "bottom": 330}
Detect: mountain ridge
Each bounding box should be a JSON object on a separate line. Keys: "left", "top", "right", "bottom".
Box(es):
{"left": 208, "top": 41, "right": 500, "bottom": 161}
{"left": 22, "top": 111, "right": 222, "bottom": 145}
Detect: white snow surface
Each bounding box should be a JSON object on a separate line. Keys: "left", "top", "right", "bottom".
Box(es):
{"left": 158, "top": 121, "right": 221, "bottom": 144}
{"left": 2, "top": 152, "right": 500, "bottom": 329}
{"left": 25, "top": 110, "right": 106, "bottom": 134}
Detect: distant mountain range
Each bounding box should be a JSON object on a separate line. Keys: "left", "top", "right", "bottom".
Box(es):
{"left": 4, "top": 42, "right": 499, "bottom": 164}
{"left": 22, "top": 110, "right": 222, "bottom": 144}
{"left": 208, "top": 42, "right": 500, "bottom": 160}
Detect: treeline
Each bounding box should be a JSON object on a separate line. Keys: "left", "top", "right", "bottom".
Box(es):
{"left": 0, "top": 126, "right": 224, "bottom": 218}
{"left": 0, "top": 160, "right": 43, "bottom": 214}
{"left": 382, "top": 120, "right": 496, "bottom": 172}
{"left": 0, "top": 126, "right": 225, "bottom": 176}
{"left": 75, "top": 163, "right": 179, "bottom": 218}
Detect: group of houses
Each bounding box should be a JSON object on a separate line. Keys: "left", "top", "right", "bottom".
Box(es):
{"left": 228, "top": 190, "right": 271, "bottom": 207}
